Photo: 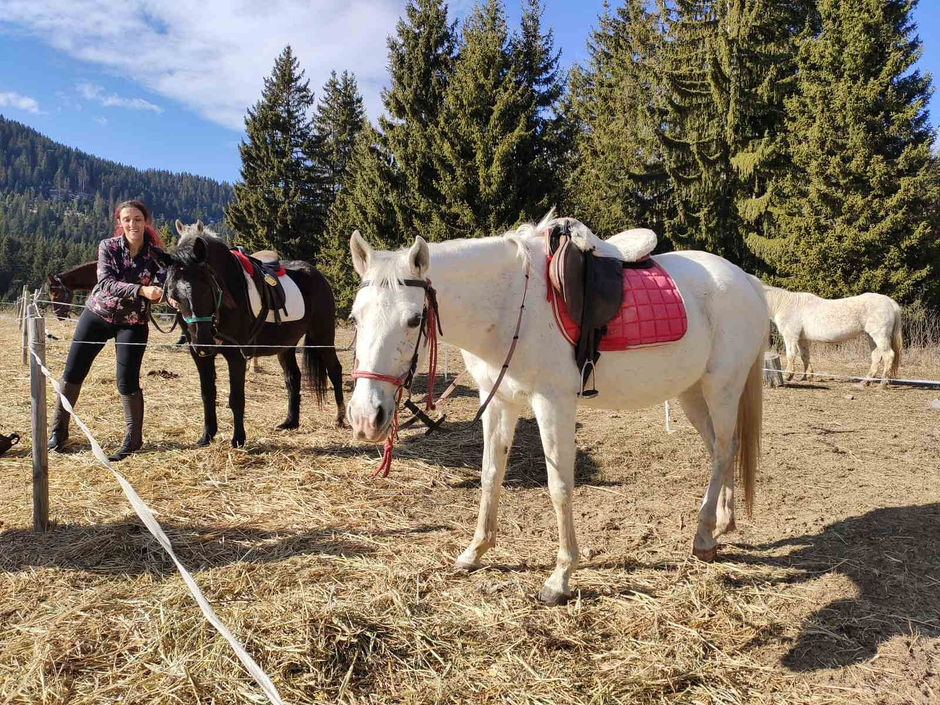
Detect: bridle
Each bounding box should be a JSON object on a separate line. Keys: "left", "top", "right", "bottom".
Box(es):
{"left": 169, "top": 265, "right": 225, "bottom": 353}
{"left": 351, "top": 278, "right": 443, "bottom": 478}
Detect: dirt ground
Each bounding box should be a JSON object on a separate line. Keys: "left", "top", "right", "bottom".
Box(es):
{"left": 1, "top": 311, "right": 938, "bottom": 704}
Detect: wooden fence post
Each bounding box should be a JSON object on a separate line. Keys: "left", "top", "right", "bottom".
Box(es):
{"left": 763, "top": 351, "right": 784, "bottom": 387}
{"left": 28, "top": 304, "right": 49, "bottom": 532}
{"left": 21, "top": 287, "right": 30, "bottom": 366}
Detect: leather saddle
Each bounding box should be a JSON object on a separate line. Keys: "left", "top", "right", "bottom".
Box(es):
{"left": 233, "top": 247, "right": 289, "bottom": 323}
{"left": 545, "top": 218, "right": 656, "bottom": 397}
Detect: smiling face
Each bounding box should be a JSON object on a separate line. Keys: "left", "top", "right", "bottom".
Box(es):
{"left": 346, "top": 231, "right": 431, "bottom": 442}
{"left": 119, "top": 206, "right": 147, "bottom": 250}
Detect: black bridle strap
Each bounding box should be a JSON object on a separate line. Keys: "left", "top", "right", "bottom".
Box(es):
{"left": 472, "top": 260, "right": 530, "bottom": 425}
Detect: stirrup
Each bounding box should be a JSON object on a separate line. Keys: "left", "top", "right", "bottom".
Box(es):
{"left": 578, "top": 360, "right": 598, "bottom": 398}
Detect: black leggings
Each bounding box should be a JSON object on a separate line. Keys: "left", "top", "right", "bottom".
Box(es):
{"left": 63, "top": 309, "right": 149, "bottom": 395}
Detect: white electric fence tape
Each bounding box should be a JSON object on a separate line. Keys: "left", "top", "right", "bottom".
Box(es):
{"left": 30, "top": 346, "right": 284, "bottom": 705}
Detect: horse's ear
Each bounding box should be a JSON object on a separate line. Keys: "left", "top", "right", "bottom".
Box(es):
{"left": 192, "top": 237, "right": 207, "bottom": 263}
{"left": 175, "top": 219, "right": 185, "bottom": 236}
{"left": 196, "top": 219, "right": 204, "bottom": 234}
{"left": 350, "top": 230, "right": 371, "bottom": 278}
{"left": 408, "top": 236, "right": 430, "bottom": 277}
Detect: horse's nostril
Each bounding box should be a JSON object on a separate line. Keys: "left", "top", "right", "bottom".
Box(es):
{"left": 373, "top": 405, "right": 386, "bottom": 429}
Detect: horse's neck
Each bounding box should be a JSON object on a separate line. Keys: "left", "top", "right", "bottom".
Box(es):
{"left": 427, "top": 237, "right": 528, "bottom": 354}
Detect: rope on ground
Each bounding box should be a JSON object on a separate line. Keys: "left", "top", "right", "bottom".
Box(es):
{"left": 28, "top": 345, "right": 284, "bottom": 705}
{"left": 762, "top": 367, "right": 940, "bottom": 387}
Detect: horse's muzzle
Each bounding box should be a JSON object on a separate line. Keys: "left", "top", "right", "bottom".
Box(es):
{"left": 347, "top": 401, "right": 391, "bottom": 442}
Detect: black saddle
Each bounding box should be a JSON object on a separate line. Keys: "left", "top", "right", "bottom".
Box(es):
{"left": 233, "top": 247, "right": 289, "bottom": 323}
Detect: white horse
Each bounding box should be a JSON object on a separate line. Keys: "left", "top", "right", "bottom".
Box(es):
{"left": 346, "top": 215, "right": 767, "bottom": 604}
{"left": 764, "top": 286, "right": 902, "bottom": 386}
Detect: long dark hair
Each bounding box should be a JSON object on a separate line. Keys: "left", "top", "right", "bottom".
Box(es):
{"left": 113, "top": 199, "right": 165, "bottom": 249}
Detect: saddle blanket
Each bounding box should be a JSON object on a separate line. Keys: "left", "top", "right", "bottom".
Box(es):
{"left": 549, "top": 258, "right": 687, "bottom": 350}
{"left": 231, "top": 250, "right": 305, "bottom": 323}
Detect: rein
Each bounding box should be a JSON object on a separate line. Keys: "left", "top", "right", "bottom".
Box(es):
{"left": 351, "top": 278, "right": 443, "bottom": 478}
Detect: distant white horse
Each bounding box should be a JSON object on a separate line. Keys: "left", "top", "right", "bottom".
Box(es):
{"left": 764, "top": 286, "right": 902, "bottom": 386}
{"left": 345, "top": 214, "right": 767, "bottom": 604}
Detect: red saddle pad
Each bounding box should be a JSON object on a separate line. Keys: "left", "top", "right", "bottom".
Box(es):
{"left": 548, "top": 257, "right": 687, "bottom": 350}
{"left": 231, "top": 249, "right": 286, "bottom": 278}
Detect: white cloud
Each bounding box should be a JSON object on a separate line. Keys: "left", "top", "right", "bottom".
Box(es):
{"left": 0, "top": 90, "right": 40, "bottom": 113}
{"left": 78, "top": 81, "right": 162, "bottom": 112}
{"left": 94, "top": 115, "right": 108, "bottom": 125}
{"left": 0, "top": 0, "right": 404, "bottom": 130}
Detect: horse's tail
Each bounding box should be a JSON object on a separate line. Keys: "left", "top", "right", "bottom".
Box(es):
{"left": 302, "top": 334, "right": 328, "bottom": 406}
{"left": 890, "top": 302, "right": 903, "bottom": 379}
{"left": 737, "top": 282, "right": 766, "bottom": 517}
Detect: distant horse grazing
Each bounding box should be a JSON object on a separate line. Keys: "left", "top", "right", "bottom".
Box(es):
{"left": 346, "top": 214, "right": 767, "bottom": 603}
{"left": 158, "top": 221, "right": 344, "bottom": 447}
{"left": 47, "top": 261, "right": 97, "bottom": 319}
{"left": 764, "top": 286, "right": 902, "bottom": 386}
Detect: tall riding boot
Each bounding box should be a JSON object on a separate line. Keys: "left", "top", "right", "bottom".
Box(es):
{"left": 108, "top": 390, "right": 144, "bottom": 462}
{"left": 47, "top": 381, "right": 82, "bottom": 451}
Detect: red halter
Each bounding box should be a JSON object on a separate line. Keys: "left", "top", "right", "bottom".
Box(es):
{"left": 351, "top": 278, "right": 442, "bottom": 478}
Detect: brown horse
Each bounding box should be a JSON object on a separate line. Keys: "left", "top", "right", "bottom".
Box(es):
{"left": 47, "top": 261, "right": 97, "bottom": 319}
{"left": 157, "top": 221, "right": 345, "bottom": 447}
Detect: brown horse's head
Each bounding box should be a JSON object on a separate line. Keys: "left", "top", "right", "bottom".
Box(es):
{"left": 46, "top": 274, "right": 72, "bottom": 320}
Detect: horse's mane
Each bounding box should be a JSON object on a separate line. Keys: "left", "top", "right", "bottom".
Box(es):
{"left": 174, "top": 230, "right": 225, "bottom": 266}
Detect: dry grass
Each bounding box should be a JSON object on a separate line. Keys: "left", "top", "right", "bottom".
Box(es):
{"left": 1, "top": 310, "right": 938, "bottom": 704}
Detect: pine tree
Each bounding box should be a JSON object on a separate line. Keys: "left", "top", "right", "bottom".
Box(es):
{"left": 511, "top": 0, "right": 566, "bottom": 216}
{"left": 433, "top": 0, "right": 530, "bottom": 238}
{"left": 752, "top": 0, "right": 939, "bottom": 306}
{"left": 565, "top": 1, "right": 669, "bottom": 237}
{"left": 380, "top": 0, "right": 457, "bottom": 240}
{"left": 313, "top": 70, "right": 366, "bottom": 206}
{"left": 225, "top": 46, "right": 329, "bottom": 261}
{"left": 321, "top": 125, "right": 401, "bottom": 314}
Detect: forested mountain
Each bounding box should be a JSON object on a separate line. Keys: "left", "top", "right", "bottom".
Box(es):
{"left": 0, "top": 114, "right": 232, "bottom": 298}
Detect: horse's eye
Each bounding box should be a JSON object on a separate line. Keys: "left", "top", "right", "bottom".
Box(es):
{"left": 407, "top": 314, "right": 422, "bottom": 329}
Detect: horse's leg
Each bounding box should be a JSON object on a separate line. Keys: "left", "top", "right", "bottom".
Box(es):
{"left": 454, "top": 396, "right": 521, "bottom": 572}
{"left": 798, "top": 339, "right": 813, "bottom": 381}
{"left": 275, "top": 349, "right": 301, "bottom": 430}
{"left": 692, "top": 377, "right": 741, "bottom": 561}
{"left": 782, "top": 336, "right": 799, "bottom": 381}
{"left": 224, "top": 351, "right": 248, "bottom": 447}
{"left": 325, "top": 348, "right": 346, "bottom": 427}
{"left": 678, "top": 384, "right": 736, "bottom": 535}
{"left": 874, "top": 337, "right": 894, "bottom": 387}
{"left": 531, "top": 392, "right": 579, "bottom": 604}
{"left": 193, "top": 353, "right": 218, "bottom": 446}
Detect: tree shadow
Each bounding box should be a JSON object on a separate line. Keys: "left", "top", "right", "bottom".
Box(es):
{"left": 0, "top": 519, "right": 448, "bottom": 577}
{"left": 309, "top": 416, "right": 604, "bottom": 489}
{"left": 721, "top": 503, "right": 940, "bottom": 671}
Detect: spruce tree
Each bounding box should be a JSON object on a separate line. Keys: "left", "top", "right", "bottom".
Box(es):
{"left": 752, "top": 0, "right": 939, "bottom": 306}
{"left": 565, "top": 1, "right": 669, "bottom": 238}
{"left": 225, "top": 46, "right": 329, "bottom": 261}
{"left": 313, "top": 70, "right": 366, "bottom": 206}
{"left": 433, "top": 0, "right": 530, "bottom": 238}
{"left": 321, "top": 125, "right": 401, "bottom": 314}
{"left": 511, "top": 0, "right": 566, "bottom": 216}
{"left": 380, "top": 0, "right": 457, "bottom": 241}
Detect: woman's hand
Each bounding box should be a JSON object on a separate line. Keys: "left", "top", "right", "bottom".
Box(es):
{"left": 140, "top": 285, "right": 163, "bottom": 302}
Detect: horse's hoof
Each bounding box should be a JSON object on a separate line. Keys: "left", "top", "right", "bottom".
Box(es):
{"left": 196, "top": 435, "right": 213, "bottom": 447}
{"left": 537, "top": 585, "right": 572, "bottom": 606}
{"left": 453, "top": 559, "right": 480, "bottom": 573}
{"left": 231, "top": 438, "right": 245, "bottom": 448}
{"left": 275, "top": 420, "right": 299, "bottom": 430}
{"left": 692, "top": 544, "right": 718, "bottom": 562}
{"left": 334, "top": 416, "right": 347, "bottom": 429}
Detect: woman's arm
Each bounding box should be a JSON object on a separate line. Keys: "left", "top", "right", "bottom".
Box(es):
{"left": 96, "top": 240, "right": 141, "bottom": 300}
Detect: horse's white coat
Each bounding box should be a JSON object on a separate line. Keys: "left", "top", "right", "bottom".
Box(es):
{"left": 347, "top": 217, "right": 768, "bottom": 603}
{"left": 764, "top": 286, "right": 903, "bottom": 385}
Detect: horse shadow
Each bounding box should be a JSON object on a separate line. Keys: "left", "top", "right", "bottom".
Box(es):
{"left": 0, "top": 519, "right": 447, "bottom": 577}
{"left": 308, "top": 416, "right": 604, "bottom": 489}
{"left": 721, "top": 503, "right": 940, "bottom": 671}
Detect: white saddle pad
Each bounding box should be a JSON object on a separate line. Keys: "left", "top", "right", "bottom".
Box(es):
{"left": 243, "top": 270, "right": 305, "bottom": 323}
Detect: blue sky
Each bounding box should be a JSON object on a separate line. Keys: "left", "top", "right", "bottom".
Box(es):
{"left": 0, "top": 0, "right": 937, "bottom": 185}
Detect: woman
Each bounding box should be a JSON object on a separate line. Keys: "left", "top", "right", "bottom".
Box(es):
{"left": 48, "top": 199, "right": 166, "bottom": 461}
